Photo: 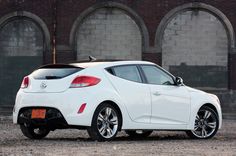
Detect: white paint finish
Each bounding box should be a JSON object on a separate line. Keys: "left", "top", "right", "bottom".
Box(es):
{"left": 162, "top": 10, "right": 228, "bottom": 70}
{"left": 150, "top": 85, "right": 191, "bottom": 125}
{"left": 106, "top": 73, "right": 151, "bottom": 123}
{"left": 186, "top": 86, "right": 222, "bottom": 129}
{"left": 13, "top": 61, "right": 222, "bottom": 131}
{"left": 76, "top": 8, "right": 142, "bottom": 60}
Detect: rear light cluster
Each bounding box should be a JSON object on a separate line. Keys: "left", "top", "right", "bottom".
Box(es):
{"left": 70, "top": 76, "right": 101, "bottom": 88}
{"left": 21, "top": 76, "right": 29, "bottom": 89}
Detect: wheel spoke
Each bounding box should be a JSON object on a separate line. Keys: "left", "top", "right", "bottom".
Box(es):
{"left": 105, "top": 108, "right": 112, "bottom": 118}
{"left": 109, "top": 117, "right": 118, "bottom": 125}
{"left": 106, "top": 127, "right": 113, "bottom": 136}
{"left": 201, "top": 127, "right": 207, "bottom": 137}
{"left": 206, "top": 122, "right": 216, "bottom": 129}
{"left": 194, "top": 125, "right": 200, "bottom": 131}
{"left": 203, "top": 110, "right": 211, "bottom": 119}
{"left": 98, "top": 113, "right": 105, "bottom": 122}
{"left": 99, "top": 125, "right": 106, "bottom": 135}
{"left": 196, "top": 114, "right": 200, "bottom": 121}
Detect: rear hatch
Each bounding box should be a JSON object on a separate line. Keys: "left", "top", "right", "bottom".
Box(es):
{"left": 23, "top": 64, "right": 84, "bottom": 93}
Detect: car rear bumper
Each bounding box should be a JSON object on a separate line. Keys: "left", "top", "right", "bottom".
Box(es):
{"left": 18, "top": 107, "right": 68, "bottom": 129}
{"left": 13, "top": 89, "right": 97, "bottom": 127}
{"left": 17, "top": 107, "right": 87, "bottom": 130}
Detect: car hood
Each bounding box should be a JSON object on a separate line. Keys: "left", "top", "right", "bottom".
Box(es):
{"left": 185, "top": 86, "right": 218, "bottom": 99}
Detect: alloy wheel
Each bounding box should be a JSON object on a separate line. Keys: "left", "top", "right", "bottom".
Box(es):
{"left": 97, "top": 107, "right": 118, "bottom": 139}
{"left": 191, "top": 109, "right": 217, "bottom": 138}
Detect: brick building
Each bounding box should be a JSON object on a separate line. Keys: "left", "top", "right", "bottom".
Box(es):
{"left": 0, "top": 0, "right": 235, "bottom": 117}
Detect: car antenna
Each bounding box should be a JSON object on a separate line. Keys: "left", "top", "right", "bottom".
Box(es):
{"left": 89, "top": 55, "right": 97, "bottom": 62}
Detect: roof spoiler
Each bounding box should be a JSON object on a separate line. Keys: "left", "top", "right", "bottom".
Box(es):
{"left": 37, "top": 64, "right": 81, "bottom": 69}
{"left": 70, "top": 56, "right": 126, "bottom": 63}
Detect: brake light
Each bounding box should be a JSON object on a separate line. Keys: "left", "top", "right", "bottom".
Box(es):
{"left": 70, "top": 76, "right": 101, "bottom": 88}
{"left": 21, "top": 76, "right": 29, "bottom": 89}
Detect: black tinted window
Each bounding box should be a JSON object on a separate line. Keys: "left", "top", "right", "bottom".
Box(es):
{"left": 32, "top": 68, "right": 82, "bottom": 80}
{"left": 141, "top": 65, "right": 174, "bottom": 85}
{"left": 112, "top": 65, "right": 142, "bottom": 83}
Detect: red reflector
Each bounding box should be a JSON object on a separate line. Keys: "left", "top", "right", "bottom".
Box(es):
{"left": 21, "top": 76, "right": 29, "bottom": 89}
{"left": 70, "top": 76, "right": 101, "bottom": 88}
{"left": 78, "top": 103, "right": 86, "bottom": 114}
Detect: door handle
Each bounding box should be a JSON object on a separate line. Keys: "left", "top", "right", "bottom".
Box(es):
{"left": 153, "top": 91, "right": 161, "bottom": 96}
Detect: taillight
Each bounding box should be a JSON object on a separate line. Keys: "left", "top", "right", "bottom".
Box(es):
{"left": 70, "top": 76, "right": 101, "bottom": 88}
{"left": 21, "top": 76, "right": 29, "bottom": 89}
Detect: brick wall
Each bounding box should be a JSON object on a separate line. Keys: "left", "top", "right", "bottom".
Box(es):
{"left": 76, "top": 8, "right": 142, "bottom": 60}
{"left": 54, "top": 0, "right": 236, "bottom": 91}
{"left": 0, "top": 19, "right": 44, "bottom": 57}
{"left": 0, "top": 0, "right": 235, "bottom": 114}
{"left": 162, "top": 10, "right": 228, "bottom": 88}
{"left": 162, "top": 10, "right": 228, "bottom": 68}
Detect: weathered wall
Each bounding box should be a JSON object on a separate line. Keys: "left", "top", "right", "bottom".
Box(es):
{"left": 76, "top": 8, "right": 141, "bottom": 60}
{"left": 162, "top": 10, "right": 228, "bottom": 89}
{"left": 0, "top": 0, "right": 235, "bottom": 116}
{"left": 0, "top": 18, "right": 44, "bottom": 57}
{"left": 0, "top": 18, "right": 43, "bottom": 112}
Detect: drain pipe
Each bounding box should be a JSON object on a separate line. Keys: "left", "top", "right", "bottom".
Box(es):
{"left": 52, "top": 0, "right": 57, "bottom": 64}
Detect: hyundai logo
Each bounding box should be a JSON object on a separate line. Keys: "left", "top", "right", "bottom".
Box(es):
{"left": 40, "top": 82, "right": 47, "bottom": 89}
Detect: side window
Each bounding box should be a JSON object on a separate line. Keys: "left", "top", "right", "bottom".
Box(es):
{"left": 112, "top": 65, "right": 142, "bottom": 83}
{"left": 141, "top": 65, "right": 175, "bottom": 85}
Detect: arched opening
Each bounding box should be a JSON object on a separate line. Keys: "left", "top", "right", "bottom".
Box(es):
{"left": 155, "top": 3, "right": 235, "bottom": 89}
{"left": 0, "top": 12, "right": 50, "bottom": 112}
{"left": 70, "top": 2, "right": 149, "bottom": 61}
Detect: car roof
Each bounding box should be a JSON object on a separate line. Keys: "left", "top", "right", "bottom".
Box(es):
{"left": 70, "top": 60, "right": 154, "bottom": 68}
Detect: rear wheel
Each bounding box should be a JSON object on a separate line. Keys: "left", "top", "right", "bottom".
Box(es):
{"left": 186, "top": 106, "right": 219, "bottom": 139}
{"left": 87, "top": 103, "right": 121, "bottom": 141}
{"left": 125, "top": 130, "right": 153, "bottom": 138}
{"left": 20, "top": 124, "right": 50, "bottom": 139}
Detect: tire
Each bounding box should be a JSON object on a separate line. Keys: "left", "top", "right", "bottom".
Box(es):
{"left": 87, "top": 103, "right": 121, "bottom": 141}
{"left": 125, "top": 130, "right": 153, "bottom": 138}
{"left": 186, "top": 106, "right": 219, "bottom": 139}
{"left": 20, "top": 124, "right": 50, "bottom": 139}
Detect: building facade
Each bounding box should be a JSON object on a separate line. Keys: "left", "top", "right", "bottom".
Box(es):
{"left": 0, "top": 0, "right": 235, "bottom": 117}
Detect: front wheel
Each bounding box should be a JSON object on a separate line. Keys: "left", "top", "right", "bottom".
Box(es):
{"left": 186, "top": 106, "right": 219, "bottom": 139}
{"left": 20, "top": 124, "right": 50, "bottom": 139}
{"left": 87, "top": 103, "right": 121, "bottom": 141}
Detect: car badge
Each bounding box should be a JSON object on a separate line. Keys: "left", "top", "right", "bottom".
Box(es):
{"left": 40, "top": 82, "right": 47, "bottom": 89}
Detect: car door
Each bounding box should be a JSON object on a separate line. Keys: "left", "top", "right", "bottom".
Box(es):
{"left": 106, "top": 65, "right": 151, "bottom": 123}
{"left": 140, "top": 65, "right": 191, "bottom": 125}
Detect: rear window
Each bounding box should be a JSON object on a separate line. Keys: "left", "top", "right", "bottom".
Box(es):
{"left": 32, "top": 64, "right": 83, "bottom": 80}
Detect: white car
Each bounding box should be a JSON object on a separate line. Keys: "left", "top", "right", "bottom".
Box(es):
{"left": 13, "top": 60, "right": 222, "bottom": 141}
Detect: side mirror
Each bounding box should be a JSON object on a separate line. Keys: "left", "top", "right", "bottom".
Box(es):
{"left": 175, "top": 77, "right": 184, "bottom": 86}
